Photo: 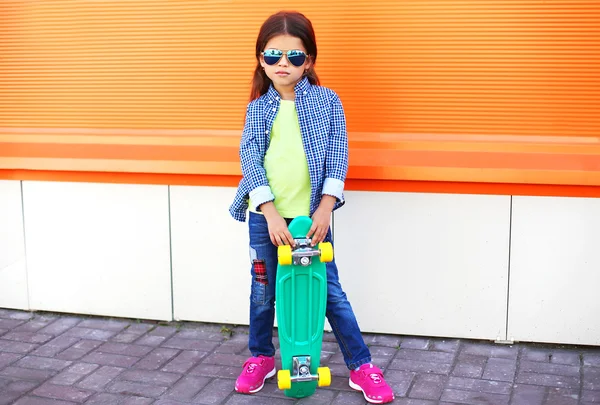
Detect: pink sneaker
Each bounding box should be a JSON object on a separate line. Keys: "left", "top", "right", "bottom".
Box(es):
{"left": 349, "top": 364, "right": 395, "bottom": 404}
{"left": 235, "top": 355, "right": 276, "bottom": 394}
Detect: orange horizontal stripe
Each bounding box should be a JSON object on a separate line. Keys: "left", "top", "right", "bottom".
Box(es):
{"left": 1, "top": 169, "right": 599, "bottom": 199}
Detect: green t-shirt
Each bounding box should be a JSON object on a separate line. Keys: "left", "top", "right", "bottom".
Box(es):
{"left": 250, "top": 100, "right": 311, "bottom": 218}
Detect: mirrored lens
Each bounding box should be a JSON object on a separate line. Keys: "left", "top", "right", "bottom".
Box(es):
{"left": 287, "top": 50, "right": 307, "bottom": 67}
{"left": 263, "top": 49, "right": 283, "bottom": 65}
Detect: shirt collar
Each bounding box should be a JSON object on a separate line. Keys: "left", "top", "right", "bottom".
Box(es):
{"left": 266, "top": 76, "right": 311, "bottom": 102}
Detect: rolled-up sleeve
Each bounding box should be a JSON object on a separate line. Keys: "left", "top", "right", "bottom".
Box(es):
{"left": 322, "top": 94, "right": 349, "bottom": 202}
{"left": 239, "top": 102, "right": 274, "bottom": 210}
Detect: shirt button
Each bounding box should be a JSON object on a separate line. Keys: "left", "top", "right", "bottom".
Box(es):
{"left": 276, "top": 96, "right": 280, "bottom": 100}
{"left": 272, "top": 107, "right": 276, "bottom": 112}
{"left": 303, "top": 91, "right": 307, "bottom": 95}
{"left": 269, "top": 100, "right": 273, "bottom": 104}
{"left": 265, "top": 130, "right": 269, "bottom": 134}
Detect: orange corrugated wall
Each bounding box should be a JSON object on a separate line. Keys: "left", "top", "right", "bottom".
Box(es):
{"left": 1, "top": 0, "right": 598, "bottom": 138}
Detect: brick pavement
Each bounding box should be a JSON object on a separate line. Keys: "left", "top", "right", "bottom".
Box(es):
{"left": 0, "top": 308, "right": 599, "bottom": 404}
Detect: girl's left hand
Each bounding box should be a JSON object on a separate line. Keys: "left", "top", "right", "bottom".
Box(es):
{"left": 307, "top": 196, "right": 336, "bottom": 246}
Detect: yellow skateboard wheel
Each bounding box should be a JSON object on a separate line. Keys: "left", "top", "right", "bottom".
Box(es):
{"left": 318, "top": 242, "right": 334, "bottom": 263}
{"left": 277, "top": 369, "right": 292, "bottom": 390}
{"left": 317, "top": 366, "right": 331, "bottom": 387}
{"left": 278, "top": 245, "right": 292, "bottom": 266}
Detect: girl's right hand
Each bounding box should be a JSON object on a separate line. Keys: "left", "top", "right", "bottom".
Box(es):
{"left": 260, "top": 202, "right": 295, "bottom": 246}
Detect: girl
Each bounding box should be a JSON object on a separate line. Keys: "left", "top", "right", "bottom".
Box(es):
{"left": 229, "top": 10, "right": 395, "bottom": 404}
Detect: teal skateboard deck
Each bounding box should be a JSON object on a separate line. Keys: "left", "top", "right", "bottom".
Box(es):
{"left": 275, "top": 216, "right": 332, "bottom": 398}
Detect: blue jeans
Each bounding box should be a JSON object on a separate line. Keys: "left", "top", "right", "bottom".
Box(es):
{"left": 247, "top": 211, "right": 372, "bottom": 370}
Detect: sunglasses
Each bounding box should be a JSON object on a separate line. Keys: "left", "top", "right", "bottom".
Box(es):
{"left": 261, "top": 48, "right": 307, "bottom": 67}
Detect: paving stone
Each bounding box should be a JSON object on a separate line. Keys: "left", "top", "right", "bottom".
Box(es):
{"left": 12, "top": 319, "right": 56, "bottom": 333}
{"left": 85, "top": 393, "right": 127, "bottom": 405}
{"left": 583, "top": 365, "right": 600, "bottom": 390}
{"left": 431, "top": 339, "right": 460, "bottom": 353}
{"left": 193, "top": 378, "right": 235, "bottom": 404}
{"left": 15, "top": 355, "right": 72, "bottom": 371}
{"left": 392, "top": 399, "right": 439, "bottom": 405}
{"left": 13, "top": 397, "right": 75, "bottom": 405}
{"left": 148, "top": 325, "right": 178, "bottom": 338}
{"left": 582, "top": 390, "right": 600, "bottom": 402}
{"left": 395, "top": 349, "right": 455, "bottom": 364}
{"left": 161, "top": 350, "right": 207, "bottom": 373}
{"left": 31, "top": 336, "right": 81, "bottom": 358}
{"left": 389, "top": 358, "right": 453, "bottom": 375}
{"left": 82, "top": 351, "right": 140, "bottom": 368}
{"left": 482, "top": 357, "right": 516, "bottom": 383}
{"left": 225, "top": 393, "right": 295, "bottom": 404}
{"left": 96, "top": 342, "right": 154, "bottom": 357}
{"left": 461, "top": 342, "right": 518, "bottom": 359}
{"left": 162, "top": 336, "right": 220, "bottom": 352}
{"left": 0, "top": 366, "right": 57, "bottom": 381}
{"left": 161, "top": 375, "right": 212, "bottom": 401}
{"left": 175, "top": 328, "right": 225, "bottom": 342}
{"left": 78, "top": 318, "right": 130, "bottom": 332}
{"left": 55, "top": 339, "right": 104, "bottom": 361}
{"left": 0, "top": 319, "right": 26, "bottom": 330}
{"left": 382, "top": 369, "right": 415, "bottom": 397}
{"left": 76, "top": 366, "right": 124, "bottom": 390}
{"left": 0, "top": 339, "right": 38, "bottom": 354}
{"left": 0, "top": 351, "right": 22, "bottom": 368}
{"left": 408, "top": 373, "right": 446, "bottom": 400}
{"left": 584, "top": 353, "right": 600, "bottom": 367}
{"left": 133, "top": 347, "right": 179, "bottom": 370}
{"left": 521, "top": 346, "right": 552, "bottom": 362}
{"left": 108, "top": 380, "right": 168, "bottom": 397}
{"left": 119, "top": 368, "right": 182, "bottom": 386}
{"left": 0, "top": 310, "right": 32, "bottom": 320}
{"left": 201, "top": 352, "right": 250, "bottom": 367}
{"left": 366, "top": 333, "right": 402, "bottom": 348}
{"left": 64, "top": 327, "right": 118, "bottom": 341}
{"left": 550, "top": 350, "right": 581, "bottom": 366}
{"left": 545, "top": 387, "right": 580, "bottom": 405}
{"left": 440, "top": 388, "right": 510, "bottom": 405}
{"left": 516, "top": 372, "right": 580, "bottom": 389}
{"left": 48, "top": 362, "right": 100, "bottom": 385}
{"left": 447, "top": 376, "right": 512, "bottom": 395}
{"left": 339, "top": 390, "right": 385, "bottom": 404}
{"left": 31, "top": 382, "right": 94, "bottom": 403}
{"left": 519, "top": 360, "right": 580, "bottom": 377}
{"left": 2, "top": 331, "right": 54, "bottom": 345}
{"left": 189, "top": 363, "right": 240, "bottom": 379}
{"left": 451, "top": 354, "right": 486, "bottom": 378}
{"left": 36, "top": 318, "right": 82, "bottom": 336}
{"left": 134, "top": 334, "right": 167, "bottom": 347}
{"left": 401, "top": 337, "right": 431, "bottom": 350}
{"left": 511, "top": 383, "right": 546, "bottom": 405}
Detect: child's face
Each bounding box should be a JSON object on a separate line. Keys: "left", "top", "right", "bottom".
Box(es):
{"left": 260, "top": 34, "right": 311, "bottom": 92}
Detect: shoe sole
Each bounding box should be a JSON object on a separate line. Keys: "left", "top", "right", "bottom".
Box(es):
{"left": 349, "top": 378, "right": 393, "bottom": 404}
{"left": 235, "top": 367, "right": 276, "bottom": 394}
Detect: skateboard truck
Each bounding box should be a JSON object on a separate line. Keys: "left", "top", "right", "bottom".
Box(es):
{"left": 292, "top": 356, "right": 317, "bottom": 382}
{"left": 278, "top": 356, "right": 331, "bottom": 390}
{"left": 277, "top": 238, "right": 334, "bottom": 267}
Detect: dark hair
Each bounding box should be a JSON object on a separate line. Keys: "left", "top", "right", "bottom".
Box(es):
{"left": 250, "top": 11, "right": 320, "bottom": 101}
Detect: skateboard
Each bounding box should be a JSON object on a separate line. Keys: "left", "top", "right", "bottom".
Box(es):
{"left": 275, "top": 215, "right": 332, "bottom": 398}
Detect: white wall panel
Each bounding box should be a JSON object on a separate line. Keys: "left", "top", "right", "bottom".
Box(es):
{"left": 22, "top": 181, "right": 171, "bottom": 320}
{"left": 508, "top": 196, "right": 600, "bottom": 346}
{"left": 0, "top": 180, "right": 29, "bottom": 310}
{"left": 334, "top": 191, "right": 511, "bottom": 340}
{"left": 170, "top": 186, "right": 250, "bottom": 325}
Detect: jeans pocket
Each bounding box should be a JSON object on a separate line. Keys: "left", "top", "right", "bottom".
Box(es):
{"left": 251, "top": 279, "right": 267, "bottom": 305}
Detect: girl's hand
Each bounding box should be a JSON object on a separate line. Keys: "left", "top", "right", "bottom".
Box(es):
{"left": 307, "top": 195, "right": 336, "bottom": 246}
{"left": 260, "top": 202, "right": 295, "bottom": 246}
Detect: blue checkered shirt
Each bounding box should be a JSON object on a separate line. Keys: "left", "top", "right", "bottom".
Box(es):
{"left": 229, "top": 77, "right": 348, "bottom": 222}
